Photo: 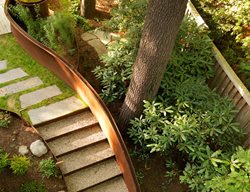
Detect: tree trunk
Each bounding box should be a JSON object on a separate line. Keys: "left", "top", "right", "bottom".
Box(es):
{"left": 80, "top": 0, "right": 96, "bottom": 19}
{"left": 119, "top": 0, "right": 188, "bottom": 132}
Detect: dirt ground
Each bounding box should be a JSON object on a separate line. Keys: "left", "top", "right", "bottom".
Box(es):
{"left": 0, "top": 112, "right": 66, "bottom": 192}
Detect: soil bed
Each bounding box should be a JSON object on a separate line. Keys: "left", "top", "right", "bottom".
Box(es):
{"left": 0, "top": 111, "right": 66, "bottom": 192}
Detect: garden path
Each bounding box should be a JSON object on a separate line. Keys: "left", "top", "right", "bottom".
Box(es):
{"left": 0, "top": 28, "right": 128, "bottom": 191}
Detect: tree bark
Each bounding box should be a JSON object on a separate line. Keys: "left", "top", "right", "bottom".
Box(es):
{"left": 80, "top": 0, "right": 96, "bottom": 19}
{"left": 119, "top": 0, "right": 188, "bottom": 132}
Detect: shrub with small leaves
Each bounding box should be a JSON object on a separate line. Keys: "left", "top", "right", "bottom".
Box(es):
{"left": 0, "top": 148, "right": 9, "bottom": 172}
{"left": 0, "top": 111, "right": 12, "bottom": 128}
{"left": 19, "top": 181, "right": 47, "bottom": 192}
{"left": 39, "top": 158, "right": 59, "bottom": 178}
{"left": 10, "top": 155, "right": 30, "bottom": 176}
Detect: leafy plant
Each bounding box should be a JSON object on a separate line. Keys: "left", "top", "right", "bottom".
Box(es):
{"left": 10, "top": 155, "right": 30, "bottom": 176}
{"left": 39, "top": 158, "right": 59, "bottom": 178}
{"left": 0, "top": 111, "right": 12, "bottom": 128}
{"left": 0, "top": 149, "right": 9, "bottom": 172}
{"left": 19, "top": 181, "right": 47, "bottom": 192}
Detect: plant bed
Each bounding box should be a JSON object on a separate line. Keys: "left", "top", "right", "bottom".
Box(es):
{"left": 0, "top": 110, "right": 66, "bottom": 192}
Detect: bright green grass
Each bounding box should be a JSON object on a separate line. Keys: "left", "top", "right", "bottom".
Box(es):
{"left": 0, "top": 34, "right": 79, "bottom": 118}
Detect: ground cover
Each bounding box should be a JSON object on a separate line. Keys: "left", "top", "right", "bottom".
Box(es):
{"left": 0, "top": 110, "right": 66, "bottom": 192}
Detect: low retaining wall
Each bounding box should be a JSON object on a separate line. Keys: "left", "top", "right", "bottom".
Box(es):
{"left": 187, "top": 1, "right": 250, "bottom": 147}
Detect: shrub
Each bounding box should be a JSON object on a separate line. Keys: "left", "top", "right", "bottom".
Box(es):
{"left": 128, "top": 78, "right": 243, "bottom": 191}
{"left": 10, "top": 155, "right": 30, "bottom": 176}
{"left": 39, "top": 158, "right": 59, "bottom": 178}
{"left": 19, "top": 181, "right": 47, "bottom": 192}
{"left": 0, "top": 111, "right": 12, "bottom": 128}
{"left": 0, "top": 149, "right": 9, "bottom": 172}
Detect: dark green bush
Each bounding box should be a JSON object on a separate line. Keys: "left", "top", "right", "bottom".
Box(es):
{"left": 19, "top": 181, "right": 47, "bottom": 192}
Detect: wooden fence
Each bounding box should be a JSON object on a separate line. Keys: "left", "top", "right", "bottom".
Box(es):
{"left": 187, "top": 1, "right": 250, "bottom": 147}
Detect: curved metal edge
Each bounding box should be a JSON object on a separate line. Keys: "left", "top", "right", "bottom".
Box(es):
{"left": 5, "top": 1, "right": 140, "bottom": 191}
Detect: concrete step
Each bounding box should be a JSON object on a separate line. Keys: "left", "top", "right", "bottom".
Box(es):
{"left": 58, "top": 141, "right": 114, "bottom": 174}
{"left": 47, "top": 124, "right": 106, "bottom": 156}
{"left": 64, "top": 158, "right": 122, "bottom": 192}
{"left": 0, "top": 77, "right": 43, "bottom": 97}
{"left": 27, "top": 96, "right": 88, "bottom": 125}
{"left": 19, "top": 85, "right": 62, "bottom": 109}
{"left": 0, "top": 68, "right": 28, "bottom": 84}
{"left": 37, "top": 110, "right": 98, "bottom": 140}
{"left": 83, "top": 176, "right": 128, "bottom": 192}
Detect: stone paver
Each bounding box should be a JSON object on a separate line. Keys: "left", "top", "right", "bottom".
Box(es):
{"left": 64, "top": 158, "right": 121, "bottom": 192}
{"left": 28, "top": 96, "right": 87, "bottom": 125}
{"left": 0, "top": 68, "right": 28, "bottom": 84}
{"left": 81, "top": 32, "right": 98, "bottom": 42}
{"left": 89, "top": 30, "right": 112, "bottom": 45}
{"left": 58, "top": 141, "right": 114, "bottom": 174}
{"left": 88, "top": 39, "right": 107, "bottom": 57}
{"left": 84, "top": 176, "right": 128, "bottom": 192}
{"left": 0, "top": 60, "right": 7, "bottom": 70}
{"left": 19, "top": 85, "right": 62, "bottom": 109}
{"left": 0, "top": 77, "right": 43, "bottom": 97}
{"left": 0, "top": 4, "right": 11, "bottom": 35}
{"left": 37, "top": 110, "right": 98, "bottom": 140}
{"left": 47, "top": 124, "right": 106, "bottom": 156}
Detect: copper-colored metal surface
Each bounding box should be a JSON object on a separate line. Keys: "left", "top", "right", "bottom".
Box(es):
{"left": 5, "top": 0, "right": 140, "bottom": 191}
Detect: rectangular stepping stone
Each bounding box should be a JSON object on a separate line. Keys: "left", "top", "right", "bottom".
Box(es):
{"left": 0, "top": 4, "right": 11, "bottom": 35}
{"left": 0, "top": 60, "right": 7, "bottom": 70}
{"left": 0, "top": 68, "right": 28, "bottom": 84}
{"left": 84, "top": 176, "right": 128, "bottom": 192}
{"left": 0, "top": 77, "right": 43, "bottom": 97}
{"left": 47, "top": 124, "right": 106, "bottom": 156}
{"left": 58, "top": 141, "right": 114, "bottom": 174}
{"left": 28, "top": 96, "right": 88, "bottom": 125}
{"left": 37, "top": 110, "right": 98, "bottom": 140}
{"left": 19, "top": 85, "right": 62, "bottom": 109}
{"left": 64, "top": 158, "right": 122, "bottom": 192}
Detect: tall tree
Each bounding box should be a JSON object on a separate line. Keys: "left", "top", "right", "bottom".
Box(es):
{"left": 80, "top": 0, "right": 96, "bottom": 19}
{"left": 119, "top": 0, "right": 188, "bottom": 131}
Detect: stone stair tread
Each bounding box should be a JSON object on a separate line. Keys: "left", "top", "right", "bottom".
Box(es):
{"left": 64, "top": 158, "right": 122, "bottom": 192}
{"left": 47, "top": 124, "right": 106, "bottom": 156}
{"left": 0, "top": 77, "right": 43, "bottom": 97}
{"left": 0, "top": 68, "right": 28, "bottom": 84}
{"left": 28, "top": 96, "right": 88, "bottom": 125}
{"left": 58, "top": 141, "right": 114, "bottom": 174}
{"left": 19, "top": 85, "right": 62, "bottom": 109}
{"left": 83, "top": 176, "right": 128, "bottom": 192}
{"left": 37, "top": 110, "right": 98, "bottom": 140}
{"left": 0, "top": 60, "right": 7, "bottom": 70}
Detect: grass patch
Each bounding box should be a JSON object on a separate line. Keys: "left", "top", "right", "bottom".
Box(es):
{"left": 0, "top": 34, "right": 76, "bottom": 117}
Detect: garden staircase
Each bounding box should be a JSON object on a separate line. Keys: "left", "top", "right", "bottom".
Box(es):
{"left": 0, "top": 59, "right": 129, "bottom": 192}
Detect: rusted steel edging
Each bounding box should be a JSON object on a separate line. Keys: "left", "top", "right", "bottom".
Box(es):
{"left": 5, "top": 1, "right": 140, "bottom": 191}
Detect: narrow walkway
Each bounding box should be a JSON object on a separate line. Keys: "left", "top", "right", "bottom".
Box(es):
{"left": 0, "top": 6, "right": 129, "bottom": 189}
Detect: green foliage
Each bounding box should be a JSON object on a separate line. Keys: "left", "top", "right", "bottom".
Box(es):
{"left": 0, "top": 149, "right": 10, "bottom": 172}
{"left": 203, "top": 147, "right": 250, "bottom": 192}
{"left": 39, "top": 158, "right": 59, "bottom": 178}
{"left": 19, "top": 181, "right": 47, "bottom": 192}
{"left": 10, "top": 155, "right": 30, "bottom": 176}
{"left": 128, "top": 78, "right": 243, "bottom": 191}
{"left": 192, "top": 0, "right": 250, "bottom": 87}
{"left": 43, "top": 12, "right": 76, "bottom": 53}
{"left": 0, "top": 111, "right": 12, "bottom": 128}
{"left": 93, "top": 0, "right": 147, "bottom": 103}
{"left": 94, "top": 15, "right": 214, "bottom": 103}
